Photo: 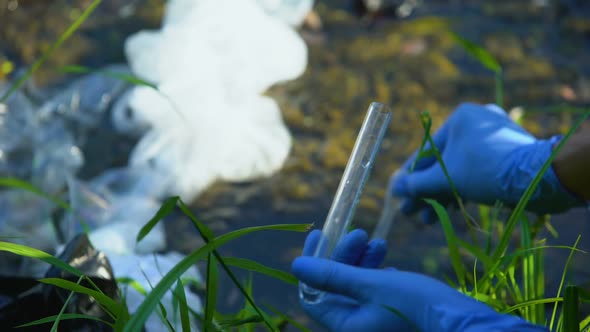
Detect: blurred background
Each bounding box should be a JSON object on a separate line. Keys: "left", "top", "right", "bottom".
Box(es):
{"left": 1, "top": 0, "right": 590, "bottom": 330}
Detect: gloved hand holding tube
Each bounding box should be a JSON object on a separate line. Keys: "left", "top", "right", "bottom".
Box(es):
{"left": 293, "top": 229, "right": 548, "bottom": 332}
{"left": 299, "top": 102, "right": 392, "bottom": 303}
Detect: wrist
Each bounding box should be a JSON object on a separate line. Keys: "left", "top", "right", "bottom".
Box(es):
{"left": 496, "top": 136, "right": 586, "bottom": 214}
{"left": 552, "top": 133, "right": 590, "bottom": 201}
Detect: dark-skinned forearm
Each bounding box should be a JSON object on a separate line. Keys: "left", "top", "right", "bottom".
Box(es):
{"left": 552, "top": 124, "right": 590, "bottom": 200}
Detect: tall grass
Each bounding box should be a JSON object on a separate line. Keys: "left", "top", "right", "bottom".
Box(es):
{"left": 448, "top": 33, "right": 590, "bottom": 330}
{"left": 0, "top": 192, "right": 311, "bottom": 331}
{"left": 417, "top": 108, "right": 590, "bottom": 331}
{"left": 451, "top": 33, "right": 503, "bottom": 108}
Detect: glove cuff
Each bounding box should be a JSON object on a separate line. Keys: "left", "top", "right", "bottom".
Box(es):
{"left": 497, "top": 135, "right": 586, "bottom": 214}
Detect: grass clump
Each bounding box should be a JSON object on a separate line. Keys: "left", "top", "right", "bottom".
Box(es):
{"left": 415, "top": 108, "right": 590, "bottom": 332}
{"left": 0, "top": 191, "right": 311, "bottom": 332}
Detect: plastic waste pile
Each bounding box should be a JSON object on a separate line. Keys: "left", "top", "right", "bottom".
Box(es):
{"left": 0, "top": 70, "right": 199, "bottom": 331}
{"left": 0, "top": 234, "right": 118, "bottom": 331}
{"left": 0, "top": 0, "right": 311, "bottom": 330}
{"left": 0, "top": 66, "right": 131, "bottom": 255}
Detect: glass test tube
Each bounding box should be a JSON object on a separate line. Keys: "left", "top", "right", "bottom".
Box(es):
{"left": 299, "top": 102, "right": 392, "bottom": 304}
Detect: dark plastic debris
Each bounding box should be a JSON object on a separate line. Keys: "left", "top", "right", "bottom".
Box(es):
{"left": 0, "top": 233, "right": 122, "bottom": 331}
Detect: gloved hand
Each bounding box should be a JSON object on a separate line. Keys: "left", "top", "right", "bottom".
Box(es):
{"left": 391, "top": 103, "right": 584, "bottom": 223}
{"left": 293, "top": 229, "right": 548, "bottom": 332}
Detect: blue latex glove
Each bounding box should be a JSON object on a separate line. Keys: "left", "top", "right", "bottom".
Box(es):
{"left": 293, "top": 229, "right": 548, "bottom": 332}
{"left": 391, "top": 103, "right": 584, "bottom": 223}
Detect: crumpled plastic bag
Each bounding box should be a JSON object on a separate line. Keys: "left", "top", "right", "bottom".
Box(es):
{"left": 0, "top": 233, "right": 118, "bottom": 332}
{"left": 63, "top": 172, "right": 166, "bottom": 256}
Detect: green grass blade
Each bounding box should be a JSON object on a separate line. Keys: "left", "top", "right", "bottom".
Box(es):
{"left": 138, "top": 265, "right": 175, "bottom": 332}
{"left": 60, "top": 65, "right": 157, "bottom": 89}
{"left": 117, "top": 277, "right": 149, "bottom": 296}
{"left": 425, "top": 199, "right": 466, "bottom": 291}
{"left": 520, "top": 215, "right": 533, "bottom": 321}
{"left": 577, "top": 287, "right": 590, "bottom": 301}
{"left": 220, "top": 315, "right": 264, "bottom": 329}
{"left": 0, "top": 177, "right": 70, "bottom": 210}
{"left": 455, "top": 238, "right": 494, "bottom": 268}
{"left": 114, "top": 295, "right": 131, "bottom": 332}
{"left": 472, "top": 259, "right": 478, "bottom": 297}
{"left": 451, "top": 32, "right": 501, "bottom": 73}
{"left": 239, "top": 274, "right": 257, "bottom": 332}
{"left": 580, "top": 314, "right": 590, "bottom": 332}
{"left": 123, "top": 223, "right": 309, "bottom": 332}
{"left": 0, "top": 242, "right": 125, "bottom": 324}
{"left": 450, "top": 32, "right": 503, "bottom": 106}
{"left": 0, "top": 242, "right": 81, "bottom": 276}
{"left": 204, "top": 254, "right": 219, "bottom": 332}
{"left": 409, "top": 110, "right": 433, "bottom": 173}
{"left": 477, "top": 204, "right": 494, "bottom": 255}
{"left": 48, "top": 276, "right": 79, "bottom": 332}
{"left": 563, "top": 285, "right": 580, "bottom": 332}
{"left": 174, "top": 279, "right": 191, "bottom": 332}
{"left": 519, "top": 214, "right": 545, "bottom": 324}
{"left": 0, "top": 177, "right": 93, "bottom": 234}
{"left": 492, "top": 111, "right": 590, "bottom": 263}
{"left": 17, "top": 313, "right": 113, "bottom": 328}
{"left": 476, "top": 242, "right": 579, "bottom": 302}
{"left": 499, "top": 245, "right": 586, "bottom": 266}
{"left": 137, "top": 196, "right": 179, "bottom": 243}
{"left": 419, "top": 112, "right": 476, "bottom": 231}
{"left": 265, "top": 304, "right": 311, "bottom": 332}
{"left": 469, "top": 293, "right": 506, "bottom": 311}
{"left": 533, "top": 240, "right": 545, "bottom": 324}
{"left": 507, "top": 264, "right": 523, "bottom": 307}
{"left": 501, "top": 297, "right": 563, "bottom": 314}
{"left": 50, "top": 275, "right": 84, "bottom": 332}
{"left": 176, "top": 199, "right": 278, "bottom": 332}
{"left": 222, "top": 257, "right": 298, "bottom": 285}
{"left": 40, "top": 278, "right": 122, "bottom": 317}
{"left": 59, "top": 65, "right": 187, "bottom": 123}
{"left": 176, "top": 199, "right": 215, "bottom": 239}
{"left": 0, "top": 0, "right": 102, "bottom": 102}
{"left": 550, "top": 235, "right": 582, "bottom": 330}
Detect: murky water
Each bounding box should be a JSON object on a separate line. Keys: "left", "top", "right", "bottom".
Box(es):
{"left": 1, "top": 0, "right": 590, "bottom": 330}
